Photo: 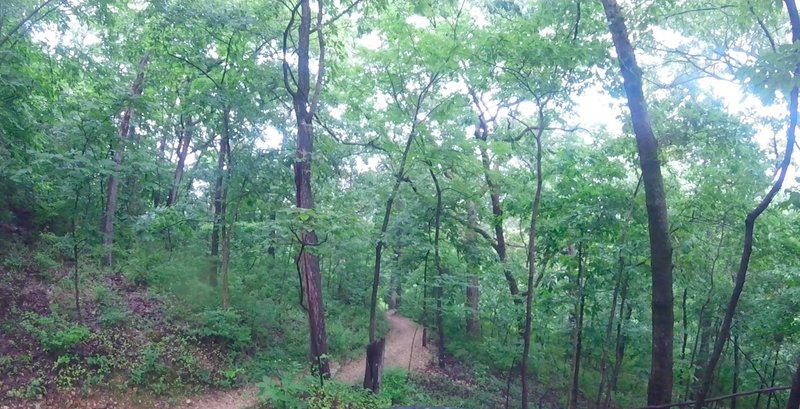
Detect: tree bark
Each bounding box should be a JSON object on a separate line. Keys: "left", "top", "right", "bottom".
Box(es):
{"left": 167, "top": 115, "right": 194, "bottom": 206}
{"left": 285, "top": 0, "right": 330, "bottom": 378}
{"left": 209, "top": 120, "right": 227, "bottom": 288}
{"left": 520, "top": 115, "right": 544, "bottom": 409}
{"left": 429, "top": 168, "right": 446, "bottom": 369}
{"left": 101, "top": 55, "right": 149, "bottom": 267}
{"left": 766, "top": 346, "right": 782, "bottom": 409}
{"left": 469, "top": 94, "right": 520, "bottom": 301}
{"left": 568, "top": 241, "right": 586, "bottom": 409}
{"left": 694, "top": 2, "right": 799, "bottom": 405}
{"left": 600, "top": 1, "right": 675, "bottom": 405}
{"left": 785, "top": 359, "right": 800, "bottom": 409}
{"left": 466, "top": 276, "right": 480, "bottom": 339}
{"left": 465, "top": 201, "right": 481, "bottom": 340}
{"left": 597, "top": 178, "right": 641, "bottom": 408}
{"left": 219, "top": 109, "right": 233, "bottom": 310}
{"left": 363, "top": 338, "right": 386, "bottom": 393}
{"left": 732, "top": 335, "right": 740, "bottom": 409}
{"left": 605, "top": 280, "right": 631, "bottom": 408}
{"left": 422, "top": 250, "right": 429, "bottom": 348}
{"left": 363, "top": 122, "right": 415, "bottom": 391}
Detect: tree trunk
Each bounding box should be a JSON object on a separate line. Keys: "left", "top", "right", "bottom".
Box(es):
{"left": 471, "top": 107, "right": 519, "bottom": 301}
{"left": 601, "top": 1, "right": 675, "bottom": 405}
{"left": 732, "top": 335, "right": 740, "bottom": 409}
{"left": 605, "top": 280, "right": 631, "bottom": 408}
{"left": 210, "top": 128, "right": 225, "bottom": 288}
{"left": 286, "top": 0, "right": 330, "bottom": 378}
{"left": 695, "top": 2, "right": 799, "bottom": 406}
{"left": 430, "top": 168, "right": 446, "bottom": 369}
{"left": 219, "top": 109, "right": 232, "bottom": 309}
{"left": 568, "top": 242, "right": 586, "bottom": 409}
{"left": 466, "top": 276, "right": 480, "bottom": 340}
{"left": 167, "top": 115, "right": 193, "bottom": 206}
{"left": 101, "top": 55, "right": 149, "bottom": 267}
{"left": 363, "top": 338, "right": 386, "bottom": 393}
{"left": 785, "top": 359, "right": 800, "bottom": 409}
{"left": 363, "top": 125, "right": 416, "bottom": 392}
{"left": 465, "top": 201, "right": 480, "bottom": 340}
{"left": 596, "top": 178, "right": 641, "bottom": 409}
{"left": 520, "top": 117, "right": 544, "bottom": 409}
{"left": 766, "top": 346, "right": 782, "bottom": 409}
{"left": 422, "top": 251, "right": 429, "bottom": 348}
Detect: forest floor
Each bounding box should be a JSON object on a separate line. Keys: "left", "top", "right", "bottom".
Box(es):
{"left": 2, "top": 311, "right": 429, "bottom": 409}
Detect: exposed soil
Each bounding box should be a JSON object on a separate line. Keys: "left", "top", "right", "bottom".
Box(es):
{"left": 333, "top": 310, "right": 431, "bottom": 384}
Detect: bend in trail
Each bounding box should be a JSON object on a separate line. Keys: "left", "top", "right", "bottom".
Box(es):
{"left": 333, "top": 310, "right": 431, "bottom": 384}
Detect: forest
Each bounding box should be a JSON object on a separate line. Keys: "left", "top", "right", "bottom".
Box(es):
{"left": 1, "top": 0, "right": 800, "bottom": 408}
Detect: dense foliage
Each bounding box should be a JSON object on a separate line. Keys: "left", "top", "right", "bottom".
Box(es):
{"left": 1, "top": 0, "right": 800, "bottom": 408}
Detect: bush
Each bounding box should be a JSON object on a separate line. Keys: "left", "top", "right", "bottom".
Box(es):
{"left": 257, "top": 375, "right": 391, "bottom": 409}
{"left": 21, "top": 311, "right": 90, "bottom": 353}
{"left": 128, "top": 335, "right": 210, "bottom": 394}
{"left": 191, "top": 309, "right": 252, "bottom": 348}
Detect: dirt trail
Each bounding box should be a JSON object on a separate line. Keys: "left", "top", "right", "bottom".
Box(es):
{"left": 333, "top": 310, "right": 430, "bottom": 384}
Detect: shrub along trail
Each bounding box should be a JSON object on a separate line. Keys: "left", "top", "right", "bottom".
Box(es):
{"left": 333, "top": 310, "right": 431, "bottom": 384}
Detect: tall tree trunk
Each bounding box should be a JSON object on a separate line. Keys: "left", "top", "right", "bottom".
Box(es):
{"left": 766, "top": 346, "right": 782, "bottom": 409}
{"left": 605, "top": 280, "right": 631, "bottom": 408}
{"left": 465, "top": 201, "right": 481, "bottom": 340}
{"left": 732, "top": 335, "right": 740, "bottom": 409}
{"left": 167, "top": 115, "right": 194, "bottom": 206}
{"left": 430, "top": 168, "right": 446, "bottom": 369}
{"left": 695, "top": 3, "right": 799, "bottom": 406}
{"left": 364, "top": 123, "right": 416, "bottom": 392}
{"left": 466, "top": 276, "right": 480, "bottom": 339}
{"left": 596, "top": 178, "right": 641, "bottom": 408}
{"left": 210, "top": 127, "right": 226, "bottom": 288}
{"left": 568, "top": 241, "right": 586, "bottom": 409}
{"left": 520, "top": 117, "right": 544, "bottom": 409}
{"left": 601, "top": 2, "right": 675, "bottom": 404}
{"left": 284, "top": 0, "right": 330, "bottom": 379}
{"left": 785, "top": 359, "right": 800, "bottom": 409}
{"left": 364, "top": 71, "right": 438, "bottom": 392}
{"left": 219, "top": 109, "right": 232, "bottom": 310}
{"left": 467, "top": 90, "right": 520, "bottom": 301}
{"left": 422, "top": 250, "right": 429, "bottom": 348}
{"left": 101, "top": 55, "right": 149, "bottom": 267}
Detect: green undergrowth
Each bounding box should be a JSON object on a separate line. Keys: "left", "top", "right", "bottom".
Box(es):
{"left": 257, "top": 367, "right": 425, "bottom": 409}
{"left": 1, "top": 237, "right": 389, "bottom": 403}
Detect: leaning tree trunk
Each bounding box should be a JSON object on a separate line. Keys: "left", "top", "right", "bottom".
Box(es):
{"left": 101, "top": 54, "right": 149, "bottom": 267}
{"left": 601, "top": 1, "right": 675, "bottom": 405}
{"left": 694, "top": 2, "right": 799, "bottom": 406}
{"left": 284, "top": 0, "right": 330, "bottom": 378}
{"left": 364, "top": 121, "right": 416, "bottom": 393}
{"left": 520, "top": 117, "right": 544, "bottom": 409}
